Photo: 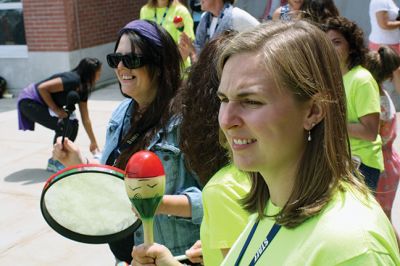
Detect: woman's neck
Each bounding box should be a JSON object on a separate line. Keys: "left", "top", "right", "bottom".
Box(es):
{"left": 157, "top": 0, "right": 169, "bottom": 8}
{"left": 260, "top": 162, "right": 298, "bottom": 208}
{"left": 210, "top": 1, "right": 225, "bottom": 17}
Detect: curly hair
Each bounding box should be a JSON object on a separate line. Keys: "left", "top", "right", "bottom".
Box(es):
{"left": 322, "top": 16, "right": 368, "bottom": 70}
{"left": 301, "top": 0, "right": 339, "bottom": 23}
{"left": 178, "top": 31, "right": 236, "bottom": 185}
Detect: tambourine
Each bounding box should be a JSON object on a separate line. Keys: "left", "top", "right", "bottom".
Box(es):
{"left": 40, "top": 164, "right": 141, "bottom": 244}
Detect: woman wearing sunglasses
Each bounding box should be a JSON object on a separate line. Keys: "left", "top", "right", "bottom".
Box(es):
{"left": 53, "top": 20, "right": 202, "bottom": 265}
{"left": 18, "top": 57, "right": 102, "bottom": 172}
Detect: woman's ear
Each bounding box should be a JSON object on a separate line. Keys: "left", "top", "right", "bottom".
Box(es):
{"left": 304, "top": 93, "right": 325, "bottom": 130}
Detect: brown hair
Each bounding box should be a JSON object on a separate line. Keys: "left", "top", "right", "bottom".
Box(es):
{"left": 301, "top": 0, "right": 339, "bottom": 23}
{"left": 217, "top": 20, "right": 369, "bottom": 228}
{"left": 322, "top": 16, "right": 368, "bottom": 70}
{"left": 178, "top": 31, "right": 236, "bottom": 185}
{"left": 364, "top": 46, "right": 400, "bottom": 85}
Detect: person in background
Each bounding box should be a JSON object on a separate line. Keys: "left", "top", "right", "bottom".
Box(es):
{"left": 234, "top": 0, "right": 285, "bottom": 21}
{"left": 53, "top": 20, "right": 202, "bottom": 265}
{"left": 188, "top": 0, "right": 203, "bottom": 32}
{"left": 176, "top": 30, "right": 250, "bottom": 266}
{"left": 131, "top": 20, "right": 400, "bottom": 266}
{"left": 301, "top": 0, "right": 339, "bottom": 23}
{"left": 272, "top": 0, "right": 304, "bottom": 21}
{"left": 369, "top": 0, "right": 400, "bottom": 94}
{"left": 140, "top": 0, "right": 195, "bottom": 66}
{"left": 18, "top": 57, "right": 101, "bottom": 172}
{"left": 323, "top": 16, "right": 384, "bottom": 192}
{"left": 179, "top": 0, "right": 259, "bottom": 61}
{"left": 364, "top": 45, "right": 400, "bottom": 219}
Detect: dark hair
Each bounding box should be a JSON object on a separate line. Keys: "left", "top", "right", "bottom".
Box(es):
{"left": 178, "top": 31, "right": 236, "bottom": 185}
{"left": 364, "top": 46, "right": 400, "bottom": 84}
{"left": 72, "top": 57, "right": 102, "bottom": 98}
{"left": 301, "top": 0, "right": 339, "bottom": 23}
{"left": 114, "top": 20, "right": 183, "bottom": 169}
{"left": 322, "top": 16, "right": 368, "bottom": 70}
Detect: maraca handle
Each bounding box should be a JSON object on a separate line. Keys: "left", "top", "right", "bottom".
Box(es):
{"left": 142, "top": 219, "right": 154, "bottom": 245}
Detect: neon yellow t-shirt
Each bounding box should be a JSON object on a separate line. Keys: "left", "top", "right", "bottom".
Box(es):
{"left": 200, "top": 165, "right": 250, "bottom": 266}
{"left": 140, "top": 3, "right": 195, "bottom": 43}
{"left": 343, "top": 65, "right": 383, "bottom": 170}
{"left": 140, "top": 3, "right": 195, "bottom": 69}
{"left": 222, "top": 187, "right": 400, "bottom": 265}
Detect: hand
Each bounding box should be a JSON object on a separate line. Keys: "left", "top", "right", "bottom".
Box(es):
{"left": 53, "top": 137, "right": 84, "bottom": 167}
{"left": 89, "top": 142, "right": 100, "bottom": 154}
{"left": 179, "top": 33, "right": 195, "bottom": 59}
{"left": 56, "top": 108, "right": 68, "bottom": 119}
{"left": 131, "top": 243, "right": 182, "bottom": 266}
{"left": 186, "top": 240, "right": 203, "bottom": 264}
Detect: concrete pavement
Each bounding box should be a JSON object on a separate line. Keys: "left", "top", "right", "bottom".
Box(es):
{"left": 0, "top": 83, "right": 124, "bottom": 266}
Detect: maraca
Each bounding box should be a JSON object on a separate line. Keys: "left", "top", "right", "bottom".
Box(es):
{"left": 125, "top": 150, "right": 165, "bottom": 244}
{"left": 173, "top": 15, "right": 184, "bottom": 32}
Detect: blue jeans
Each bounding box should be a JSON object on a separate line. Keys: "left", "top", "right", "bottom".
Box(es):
{"left": 359, "top": 163, "right": 380, "bottom": 192}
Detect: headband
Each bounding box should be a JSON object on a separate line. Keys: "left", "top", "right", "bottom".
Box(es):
{"left": 120, "top": 20, "right": 163, "bottom": 47}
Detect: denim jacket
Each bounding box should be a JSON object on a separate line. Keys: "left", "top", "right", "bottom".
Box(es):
{"left": 101, "top": 99, "right": 202, "bottom": 255}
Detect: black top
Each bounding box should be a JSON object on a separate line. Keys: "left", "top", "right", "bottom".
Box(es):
{"left": 36, "top": 71, "right": 88, "bottom": 107}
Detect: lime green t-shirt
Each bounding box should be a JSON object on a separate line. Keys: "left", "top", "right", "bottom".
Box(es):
{"left": 140, "top": 3, "right": 195, "bottom": 43}
{"left": 200, "top": 164, "right": 250, "bottom": 266}
{"left": 222, "top": 188, "right": 400, "bottom": 265}
{"left": 140, "top": 3, "right": 195, "bottom": 69}
{"left": 343, "top": 65, "right": 383, "bottom": 170}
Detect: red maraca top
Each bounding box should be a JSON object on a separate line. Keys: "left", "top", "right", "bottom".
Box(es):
{"left": 125, "top": 150, "right": 165, "bottom": 178}
{"left": 173, "top": 16, "right": 183, "bottom": 23}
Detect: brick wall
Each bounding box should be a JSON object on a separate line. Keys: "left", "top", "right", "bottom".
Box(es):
{"left": 23, "top": 0, "right": 147, "bottom": 51}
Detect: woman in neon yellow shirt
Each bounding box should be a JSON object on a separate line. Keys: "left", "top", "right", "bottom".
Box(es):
{"left": 324, "top": 16, "right": 384, "bottom": 192}
{"left": 130, "top": 20, "right": 399, "bottom": 266}
{"left": 140, "top": 0, "right": 195, "bottom": 65}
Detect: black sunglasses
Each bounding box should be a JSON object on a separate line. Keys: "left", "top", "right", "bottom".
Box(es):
{"left": 106, "top": 52, "right": 146, "bottom": 69}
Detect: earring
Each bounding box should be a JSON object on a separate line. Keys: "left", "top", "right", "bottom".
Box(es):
{"left": 308, "top": 123, "right": 315, "bottom": 142}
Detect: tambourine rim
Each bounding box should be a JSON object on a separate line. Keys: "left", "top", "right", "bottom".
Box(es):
{"left": 40, "top": 164, "right": 141, "bottom": 244}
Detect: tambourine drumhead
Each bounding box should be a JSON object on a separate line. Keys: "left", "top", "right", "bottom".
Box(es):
{"left": 40, "top": 164, "right": 140, "bottom": 244}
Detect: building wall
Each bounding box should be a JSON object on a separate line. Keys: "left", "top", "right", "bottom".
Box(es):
{"left": 2, "top": 0, "right": 147, "bottom": 91}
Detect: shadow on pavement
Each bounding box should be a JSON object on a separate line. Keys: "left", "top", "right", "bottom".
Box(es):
{"left": 4, "top": 168, "right": 52, "bottom": 185}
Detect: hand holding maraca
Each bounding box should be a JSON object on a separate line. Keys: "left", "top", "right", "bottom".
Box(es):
{"left": 125, "top": 150, "right": 165, "bottom": 244}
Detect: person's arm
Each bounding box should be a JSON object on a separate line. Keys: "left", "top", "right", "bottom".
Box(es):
{"left": 157, "top": 195, "right": 192, "bottom": 217}
{"left": 271, "top": 7, "right": 281, "bottom": 20}
{"left": 347, "top": 113, "right": 380, "bottom": 141}
{"left": 78, "top": 101, "right": 99, "bottom": 153}
{"left": 376, "top": 10, "right": 400, "bottom": 30}
{"left": 37, "top": 77, "right": 67, "bottom": 118}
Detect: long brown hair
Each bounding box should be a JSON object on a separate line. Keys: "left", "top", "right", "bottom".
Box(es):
{"left": 218, "top": 20, "right": 369, "bottom": 228}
